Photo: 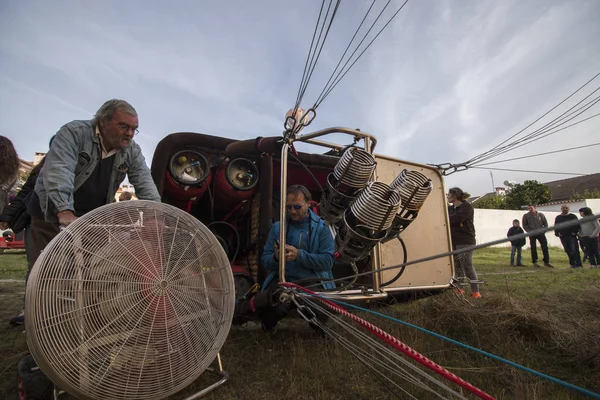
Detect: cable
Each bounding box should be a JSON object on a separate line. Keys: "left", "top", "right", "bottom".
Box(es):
{"left": 380, "top": 237, "right": 407, "bottom": 287}
{"left": 326, "top": 298, "right": 600, "bottom": 400}
{"left": 207, "top": 221, "right": 240, "bottom": 262}
{"left": 288, "top": 152, "right": 324, "bottom": 193}
{"left": 471, "top": 94, "right": 600, "bottom": 165}
{"left": 314, "top": 0, "right": 410, "bottom": 109}
{"left": 294, "top": 0, "right": 327, "bottom": 110}
{"left": 304, "top": 299, "right": 463, "bottom": 399}
{"left": 474, "top": 142, "right": 600, "bottom": 167}
{"left": 470, "top": 167, "right": 586, "bottom": 176}
{"left": 299, "top": 214, "right": 600, "bottom": 290}
{"left": 293, "top": 0, "right": 341, "bottom": 114}
{"left": 466, "top": 71, "right": 600, "bottom": 165}
{"left": 285, "top": 283, "right": 495, "bottom": 400}
{"left": 313, "top": 0, "right": 379, "bottom": 107}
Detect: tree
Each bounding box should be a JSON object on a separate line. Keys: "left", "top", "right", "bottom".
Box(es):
{"left": 504, "top": 180, "right": 551, "bottom": 210}
{"left": 571, "top": 188, "right": 600, "bottom": 200}
{"left": 472, "top": 194, "right": 506, "bottom": 209}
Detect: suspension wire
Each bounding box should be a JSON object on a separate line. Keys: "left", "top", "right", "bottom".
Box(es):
{"left": 299, "top": 214, "right": 600, "bottom": 290}
{"left": 434, "top": 111, "right": 600, "bottom": 176}
{"left": 306, "top": 299, "right": 461, "bottom": 397}
{"left": 285, "top": 283, "right": 496, "bottom": 399}
{"left": 309, "top": 307, "right": 417, "bottom": 399}
{"left": 294, "top": 0, "right": 327, "bottom": 111}
{"left": 475, "top": 111, "right": 600, "bottom": 166}
{"left": 314, "top": 0, "right": 410, "bottom": 109}
{"left": 312, "top": 0, "right": 379, "bottom": 108}
{"left": 469, "top": 90, "right": 600, "bottom": 164}
{"left": 470, "top": 93, "right": 600, "bottom": 165}
{"left": 313, "top": 0, "right": 393, "bottom": 107}
{"left": 304, "top": 298, "right": 467, "bottom": 399}
{"left": 474, "top": 142, "right": 600, "bottom": 167}
{"left": 465, "top": 71, "right": 600, "bottom": 165}
{"left": 322, "top": 298, "right": 600, "bottom": 400}
{"left": 293, "top": 0, "right": 341, "bottom": 115}
{"left": 470, "top": 167, "right": 586, "bottom": 176}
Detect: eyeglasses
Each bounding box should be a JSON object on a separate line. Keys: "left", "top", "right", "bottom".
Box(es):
{"left": 117, "top": 122, "right": 139, "bottom": 135}
{"left": 286, "top": 202, "right": 306, "bottom": 210}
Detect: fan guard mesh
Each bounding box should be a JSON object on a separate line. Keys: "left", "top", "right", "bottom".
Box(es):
{"left": 25, "top": 201, "right": 234, "bottom": 400}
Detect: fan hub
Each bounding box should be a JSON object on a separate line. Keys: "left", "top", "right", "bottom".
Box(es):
{"left": 160, "top": 280, "right": 168, "bottom": 289}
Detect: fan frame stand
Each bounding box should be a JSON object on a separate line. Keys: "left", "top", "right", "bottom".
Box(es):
{"left": 44, "top": 353, "right": 229, "bottom": 400}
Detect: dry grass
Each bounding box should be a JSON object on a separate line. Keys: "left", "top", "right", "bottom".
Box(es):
{"left": 1, "top": 248, "right": 600, "bottom": 399}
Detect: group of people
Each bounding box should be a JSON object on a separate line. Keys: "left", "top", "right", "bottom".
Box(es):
{"left": 447, "top": 189, "right": 600, "bottom": 301}
{"left": 0, "top": 98, "right": 335, "bottom": 331}
{"left": 2, "top": 99, "right": 598, "bottom": 332}
{"left": 508, "top": 204, "right": 600, "bottom": 268}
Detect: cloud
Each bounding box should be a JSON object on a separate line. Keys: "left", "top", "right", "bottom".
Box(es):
{"left": 1, "top": 0, "right": 599, "bottom": 197}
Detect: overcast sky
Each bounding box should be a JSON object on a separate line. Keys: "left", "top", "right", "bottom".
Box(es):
{"left": 1, "top": 0, "right": 599, "bottom": 196}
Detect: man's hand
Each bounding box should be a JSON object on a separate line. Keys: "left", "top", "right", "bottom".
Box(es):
{"left": 273, "top": 241, "right": 280, "bottom": 260}
{"left": 0, "top": 221, "right": 9, "bottom": 230}
{"left": 57, "top": 210, "right": 78, "bottom": 227}
{"left": 284, "top": 244, "right": 298, "bottom": 262}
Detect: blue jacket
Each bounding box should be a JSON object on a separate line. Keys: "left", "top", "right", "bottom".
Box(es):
{"left": 262, "top": 209, "right": 335, "bottom": 290}
{"left": 34, "top": 120, "right": 160, "bottom": 222}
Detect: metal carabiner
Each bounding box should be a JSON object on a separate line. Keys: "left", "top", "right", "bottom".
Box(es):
{"left": 290, "top": 295, "right": 317, "bottom": 323}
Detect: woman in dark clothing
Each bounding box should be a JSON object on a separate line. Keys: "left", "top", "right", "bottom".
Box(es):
{"left": 578, "top": 207, "right": 600, "bottom": 267}
{"left": 447, "top": 187, "right": 481, "bottom": 298}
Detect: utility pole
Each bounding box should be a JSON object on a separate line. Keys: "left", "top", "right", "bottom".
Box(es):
{"left": 490, "top": 171, "right": 495, "bottom": 193}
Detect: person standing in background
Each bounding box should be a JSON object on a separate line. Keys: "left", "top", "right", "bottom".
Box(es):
{"left": 522, "top": 205, "right": 554, "bottom": 268}
{"left": 0, "top": 136, "right": 20, "bottom": 214}
{"left": 507, "top": 219, "right": 525, "bottom": 267}
{"left": 578, "top": 207, "right": 600, "bottom": 267}
{"left": 447, "top": 187, "right": 481, "bottom": 299}
{"left": 555, "top": 204, "right": 583, "bottom": 268}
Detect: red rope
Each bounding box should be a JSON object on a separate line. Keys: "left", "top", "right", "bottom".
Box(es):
{"left": 280, "top": 282, "right": 495, "bottom": 400}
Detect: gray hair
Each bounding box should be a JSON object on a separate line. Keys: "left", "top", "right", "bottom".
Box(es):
{"left": 92, "top": 99, "right": 137, "bottom": 126}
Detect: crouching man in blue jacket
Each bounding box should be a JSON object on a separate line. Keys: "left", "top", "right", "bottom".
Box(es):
{"left": 259, "top": 184, "right": 335, "bottom": 332}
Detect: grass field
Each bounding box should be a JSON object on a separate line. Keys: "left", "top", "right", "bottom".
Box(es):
{"left": 1, "top": 247, "right": 599, "bottom": 399}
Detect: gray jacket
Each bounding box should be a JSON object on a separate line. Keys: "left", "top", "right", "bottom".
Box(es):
{"left": 35, "top": 120, "right": 160, "bottom": 222}
{"left": 522, "top": 211, "right": 548, "bottom": 232}
{"left": 580, "top": 218, "right": 600, "bottom": 238}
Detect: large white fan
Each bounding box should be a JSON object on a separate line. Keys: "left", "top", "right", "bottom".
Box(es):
{"left": 25, "top": 200, "right": 234, "bottom": 400}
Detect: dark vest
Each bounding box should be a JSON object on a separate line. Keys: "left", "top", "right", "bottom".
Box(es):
{"left": 73, "top": 154, "right": 115, "bottom": 216}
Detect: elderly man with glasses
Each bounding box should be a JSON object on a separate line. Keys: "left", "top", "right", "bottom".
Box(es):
{"left": 26, "top": 99, "right": 160, "bottom": 269}
{"left": 257, "top": 184, "right": 335, "bottom": 332}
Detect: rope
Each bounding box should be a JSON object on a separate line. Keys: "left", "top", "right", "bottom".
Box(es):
{"left": 326, "top": 298, "right": 600, "bottom": 400}
{"left": 302, "top": 213, "right": 600, "bottom": 290}
{"left": 281, "top": 282, "right": 496, "bottom": 400}
{"left": 303, "top": 297, "right": 466, "bottom": 399}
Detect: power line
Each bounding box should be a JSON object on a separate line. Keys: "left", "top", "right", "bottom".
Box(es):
{"left": 470, "top": 167, "right": 586, "bottom": 176}
{"left": 475, "top": 142, "right": 600, "bottom": 167}
{"left": 300, "top": 214, "right": 600, "bottom": 290}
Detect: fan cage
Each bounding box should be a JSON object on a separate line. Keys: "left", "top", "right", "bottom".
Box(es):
{"left": 25, "top": 201, "right": 234, "bottom": 400}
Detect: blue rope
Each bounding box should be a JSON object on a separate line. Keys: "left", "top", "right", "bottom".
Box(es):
{"left": 323, "top": 297, "right": 600, "bottom": 399}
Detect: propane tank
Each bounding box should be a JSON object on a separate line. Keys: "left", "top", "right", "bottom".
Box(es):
{"left": 213, "top": 158, "right": 259, "bottom": 210}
